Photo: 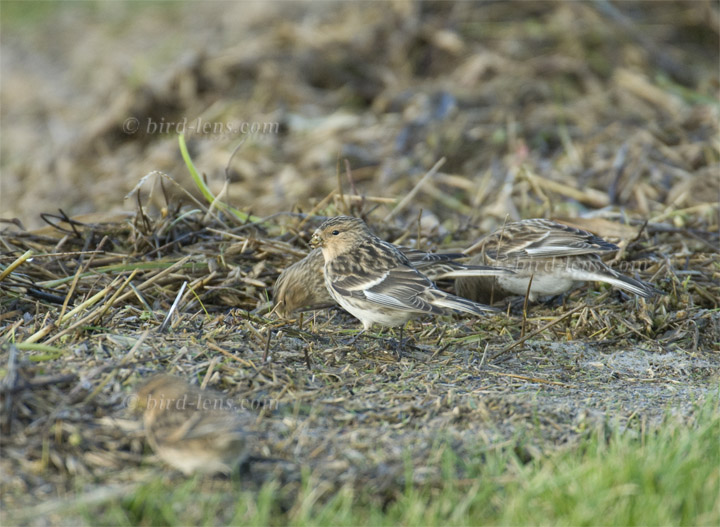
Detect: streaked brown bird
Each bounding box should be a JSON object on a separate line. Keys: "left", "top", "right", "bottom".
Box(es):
{"left": 455, "top": 219, "right": 660, "bottom": 304}
{"left": 309, "top": 216, "right": 501, "bottom": 334}
{"left": 133, "top": 374, "right": 252, "bottom": 475}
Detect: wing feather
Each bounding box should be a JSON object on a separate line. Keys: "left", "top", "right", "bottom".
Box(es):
{"left": 486, "top": 219, "right": 618, "bottom": 260}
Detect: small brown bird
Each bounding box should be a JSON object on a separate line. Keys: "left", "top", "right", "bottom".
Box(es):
{"left": 273, "top": 248, "right": 336, "bottom": 317}
{"left": 455, "top": 219, "right": 660, "bottom": 303}
{"left": 309, "top": 216, "right": 500, "bottom": 333}
{"left": 133, "top": 375, "right": 251, "bottom": 475}
{"left": 274, "top": 247, "right": 513, "bottom": 317}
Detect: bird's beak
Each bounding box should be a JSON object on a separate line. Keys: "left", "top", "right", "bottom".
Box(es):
{"left": 309, "top": 232, "right": 321, "bottom": 248}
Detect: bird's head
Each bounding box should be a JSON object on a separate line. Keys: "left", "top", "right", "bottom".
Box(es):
{"left": 310, "top": 216, "right": 371, "bottom": 259}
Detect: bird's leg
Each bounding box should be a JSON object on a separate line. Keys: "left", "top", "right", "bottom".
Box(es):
{"left": 343, "top": 329, "right": 366, "bottom": 347}
{"left": 540, "top": 293, "right": 566, "bottom": 308}
{"left": 520, "top": 274, "right": 534, "bottom": 339}
{"left": 394, "top": 325, "right": 405, "bottom": 359}
{"left": 385, "top": 324, "right": 410, "bottom": 359}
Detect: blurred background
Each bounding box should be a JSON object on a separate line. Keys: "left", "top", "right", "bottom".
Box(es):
{"left": 1, "top": 0, "right": 718, "bottom": 231}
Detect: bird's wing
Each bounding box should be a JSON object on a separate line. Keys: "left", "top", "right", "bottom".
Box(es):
{"left": 486, "top": 219, "right": 619, "bottom": 260}
{"left": 365, "top": 266, "right": 444, "bottom": 314}
{"left": 328, "top": 243, "right": 443, "bottom": 314}
{"left": 400, "top": 247, "right": 465, "bottom": 264}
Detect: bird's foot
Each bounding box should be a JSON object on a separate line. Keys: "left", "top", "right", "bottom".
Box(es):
{"left": 342, "top": 330, "right": 366, "bottom": 347}
{"left": 384, "top": 331, "right": 417, "bottom": 359}
{"left": 391, "top": 337, "right": 405, "bottom": 360}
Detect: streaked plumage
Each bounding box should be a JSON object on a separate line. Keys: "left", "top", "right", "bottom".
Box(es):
{"left": 134, "top": 375, "right": 251, "bottom": 475}
{"left": 455, "top": 219, "right": 660, "bottom": 303}
{"left": 309, "top": 216, "right": 499, "bottom": 331}
{"left": 273, "top": 247, "right": 513, "bottom": 317}
{"left": 273, "top": 249, "right": 335, "bottom": 317}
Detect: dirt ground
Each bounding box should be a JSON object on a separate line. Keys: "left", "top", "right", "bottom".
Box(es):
{"left": 1, "top": 0, "right": 718, "bottom": 520}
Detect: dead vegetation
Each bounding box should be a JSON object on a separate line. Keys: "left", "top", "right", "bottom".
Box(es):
{"left": 0, "top": 0, "right": 719, "bottom": 521}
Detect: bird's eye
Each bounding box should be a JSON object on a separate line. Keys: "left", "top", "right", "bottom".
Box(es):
{"left": 331, "top": 230, "right": 340, "bottom": 236}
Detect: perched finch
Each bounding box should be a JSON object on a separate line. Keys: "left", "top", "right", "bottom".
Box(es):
{"left": 309, "top": 216, "right": 499, "bottom": 333}
{"left": 273, "top": 247, "right": 513, "bottom": 317}
{"left": 133, "top": 375, "right": 251, "bottom": 475}
{"left": 455, "top": 219, "right": 661, "bottom": 303}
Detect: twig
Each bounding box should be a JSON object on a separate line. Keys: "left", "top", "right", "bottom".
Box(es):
{"left": 200, "top": 357, "right": 220, "bottom": 389}
{"left": 383, "top": 157, "right": 446, "bottom": 222}
{"left": 93, "top": 269, "right": 140, "bottom": 324}
{"left": 335, "top": 195, "right": 395, "bottom": 205}
{"left": 303, "top": 345, "right": 312, "bottom": 371}
{"left": 262, "top": 328, "right": 272, "bottom": 363}
{"left": 478, "top": 342, "right": 489, "bottom": 368}
{"left": 344, "top": 159, "right": 360, "bottom": 197}
{"left": 57, "top": 261, "right": 84, "bottom": 325}
{"left": 135, "top": 191, "right": 152, "bottom": 234}
{"left": 0, "top": 319, "right": 23, "bottom": 343}
{"left": 523, "top": 170, "right": 609, "bottom": 209}
{"left": 490, "top": 304, "right": 586, "bottom": 361}
{"left": 106, "top": 255, "right": 195, "bottom": 309}
{"left": 0, "top": 373, "right": 78, "bottom": 395}
{"left": 297, "top": 188, "right": 336, "bottom": 231}
{"left": 159, "top": 280, "right": 187, "bottom": 332}
{"left": 336, "top": 153, "right": 348, "bottom": 215}
{"left": 206, "top": 342, "right": 257, "bottom": 369}
{"left": 486, "top": 371, "right": 573, "bottom": 388}
{"left": 42, "top": 275, "right": 136, "bottom": 346}
{"left": 24, "top": 277, "right": 124, "bottom": 344}
{"left": 0, "top": 249, "right": 33, "bottom": 282}
{"left": 129, "top": 282, "right": 156, "bottom": 320}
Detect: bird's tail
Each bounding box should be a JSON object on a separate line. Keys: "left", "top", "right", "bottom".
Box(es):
{"left": 430, "top": 291, "right": 500, "bottom": 315}
{"left": 422, "top": 262, "right": 515, "bottom": 280}
{"left": 574, "top": 262, "right": 662, "bottom": 299}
